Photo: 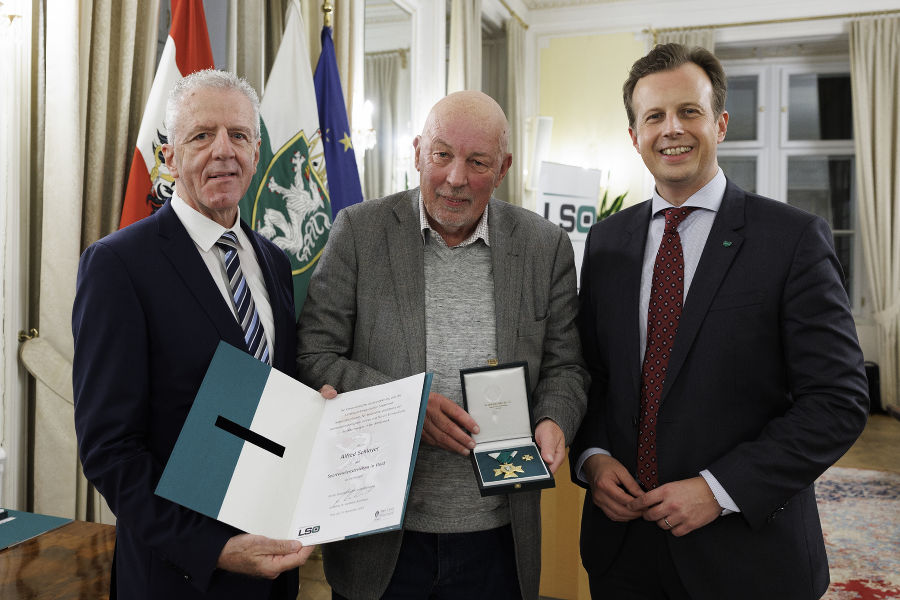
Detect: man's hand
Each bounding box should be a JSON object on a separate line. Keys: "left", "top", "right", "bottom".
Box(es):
{"left": 319, "top": 384, "right": 338, "bottom": 399}
{"left": 534, "top": 420, "right": 565, "bottom": 474}
{"left": 216, "top": 534, "right": 314, "bottom": 579}
{"left": 583, "top": 454, "right": 645, "bottom": 522}
{"left": 421, "top": 392, "right": 479, "bottom": 455}
{"left": 627, "top": 476, "right": 721, "bottom": 536}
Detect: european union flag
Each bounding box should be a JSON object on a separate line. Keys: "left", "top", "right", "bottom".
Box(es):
{"left": 314, "top": 26, "right": 364, "bottom": 217}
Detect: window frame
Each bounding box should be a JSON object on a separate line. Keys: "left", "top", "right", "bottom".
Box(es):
{"left": 719, "top": 54, "right": 867, "bottom": 314}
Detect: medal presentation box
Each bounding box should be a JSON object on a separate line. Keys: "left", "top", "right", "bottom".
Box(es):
{"left": 460, "top": 362, "right": 554, "bottom": 496}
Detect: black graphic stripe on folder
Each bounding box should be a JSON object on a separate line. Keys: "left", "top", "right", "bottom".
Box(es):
{"left": 215, "top": 416, "right": 285, "bottom": 458}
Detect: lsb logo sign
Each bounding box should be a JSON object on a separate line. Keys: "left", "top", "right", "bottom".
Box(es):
{"left": 541, "top": 202, "right": 595, "bottom": 235}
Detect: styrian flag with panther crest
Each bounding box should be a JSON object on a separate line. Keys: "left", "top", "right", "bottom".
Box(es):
{"left": 239, "top": 0, "right": 331, "bottom": 317}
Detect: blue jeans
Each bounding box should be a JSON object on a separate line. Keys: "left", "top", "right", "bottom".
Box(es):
{"left": 333, "top": 526, "right": 522, "bottom": 600}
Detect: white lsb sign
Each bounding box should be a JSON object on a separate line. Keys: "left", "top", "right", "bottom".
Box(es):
{"left": 534, "top": 162, "right": 604, "bottom": 287}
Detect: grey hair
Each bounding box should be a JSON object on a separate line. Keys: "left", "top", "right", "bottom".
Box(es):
{"left": 165, "top": 69, "right": 261, "bottom": 145}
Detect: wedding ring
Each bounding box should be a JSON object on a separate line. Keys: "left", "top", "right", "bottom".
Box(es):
{"left": 664, "top": 518, "right": 672, "bottom": 529}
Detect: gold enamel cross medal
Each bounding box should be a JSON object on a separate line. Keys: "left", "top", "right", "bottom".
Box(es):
{"left": 490, "top": 450, "right": 524, "bottom": 479}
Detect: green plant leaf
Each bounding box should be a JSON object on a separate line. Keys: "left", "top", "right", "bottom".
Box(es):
{"left": 598, "top": 189, "right": 627, "bottom": 220}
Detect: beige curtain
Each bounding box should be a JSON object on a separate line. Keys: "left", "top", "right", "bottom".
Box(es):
{"left": 32, "top": 0, "right": 87, "bottom": 521}
{"left": 264, "top": 0, "right": 291, "bottom": 83}
{"left": 482, "top": 35, "right": 506, "bottom": 114}
{"left": 1, "top": 0, "right": 33, "bottom": 511}
{"left": 447, "top": 0, "right": 482, "bottom": 93}
{"left": 363, "top": 52, "right": 401, "bottom": 200}
{"left": 503, "top": 17, "right": 525, "bottom": 207}
{"left": 81, "top": 0, "right": 160, "bottom": 248}
{"left": 850, "top": 16, "right": 900, "bottom": 412}
{"left": 656, "top": 28, "right": 715, "bottom": 52}
{"left": 231, "top": 0, "right": 361, "bottom": 118}
{"left": 482, "top": 32, "right": 509, "bottom": 203}
{"left": 26, "top": 0, "right": 156, "bottom": 524}
{"left": 331, "top": 0, "right": 364, "bottom": 122}
{"left": 229, "top": 1, "right": 266, "bottom": 94}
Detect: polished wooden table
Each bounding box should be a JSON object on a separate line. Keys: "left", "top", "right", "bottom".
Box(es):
{"left": 0, "top": 520, "right": 115, "bottom": 599}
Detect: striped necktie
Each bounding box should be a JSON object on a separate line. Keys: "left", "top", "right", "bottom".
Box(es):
{"left": 216, "top": 231, "right": 270, "bottom": 365}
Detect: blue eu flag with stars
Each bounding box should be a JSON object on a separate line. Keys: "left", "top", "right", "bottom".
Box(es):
{"left": 314, "top": 26, "right": 364, "bottom": 217}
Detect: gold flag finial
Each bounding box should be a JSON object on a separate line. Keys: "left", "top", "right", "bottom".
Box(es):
{"left": 322, "top": 1, "right": 333, "bottom": 28}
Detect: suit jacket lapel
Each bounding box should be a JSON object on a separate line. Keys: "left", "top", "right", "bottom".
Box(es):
{"left": 388, "top": 190, "right": 427, "bottom": 372}
{"left": 664, "top": 184, "right": 746, "bottom": 399}
{"left": 489, "top": 199, "right": 524, "bottom": 362}
{"left": 156, "top": 202, "right": 248, "bottom": 351}
{"left": 622, "top": 203, "right": 653, "bottom": 401}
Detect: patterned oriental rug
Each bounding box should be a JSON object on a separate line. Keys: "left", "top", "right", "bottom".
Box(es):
{"left": 817, "top": 467, "right": 900, "bottom": 599}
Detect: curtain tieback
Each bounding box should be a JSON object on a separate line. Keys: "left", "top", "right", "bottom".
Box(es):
{"left": 873, "top": 299, "right": 900, "bottom": 329}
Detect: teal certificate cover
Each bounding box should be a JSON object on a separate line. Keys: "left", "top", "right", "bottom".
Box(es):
{"left": 156, "top": 341, "right": 430, "bottom": 544}
{"left": 0, "top": 510, "right": 72, "bottom": 550}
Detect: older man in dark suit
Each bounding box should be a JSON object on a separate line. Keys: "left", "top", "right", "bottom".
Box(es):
{"left": 73, "top": 70, "right": 314, "bottom": 599}
{"left": 572, "top": 43, "right": 868, "bottom": 599}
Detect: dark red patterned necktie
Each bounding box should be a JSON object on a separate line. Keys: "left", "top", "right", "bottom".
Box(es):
{"left": 637, "top": 207, "right": 696, "bottom": 490}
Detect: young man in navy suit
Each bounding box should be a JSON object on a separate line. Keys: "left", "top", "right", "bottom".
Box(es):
{"left": 572, "top": 44, "right": 868, "bottom": 599}
{"left": 73, "top": 70, "right": 321, "bottom": 599}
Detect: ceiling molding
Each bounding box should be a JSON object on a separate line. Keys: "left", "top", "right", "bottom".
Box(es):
{"left": 525, "top": 0, "right": 900, "bottom": 38}
{"left": 364, "top": 0, "right": 410, "bottom": 25}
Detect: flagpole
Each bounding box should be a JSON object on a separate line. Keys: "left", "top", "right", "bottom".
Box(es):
{"left": 313, "top": 0, "right": 364, "bottom": 216}
{"left": 322, "top": 1, "right": 333, "bottom": 28}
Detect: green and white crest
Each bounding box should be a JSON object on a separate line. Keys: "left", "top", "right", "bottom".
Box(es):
{"left": 241, "top": 124, "right": 331, "bottom": 312}
{"left": 251, "top": 127, "right": 330, "bottom": 271}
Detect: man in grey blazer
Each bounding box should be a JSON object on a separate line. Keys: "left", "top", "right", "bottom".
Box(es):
{"left": 297, "top": 90, "right": 588, "bottom": 600}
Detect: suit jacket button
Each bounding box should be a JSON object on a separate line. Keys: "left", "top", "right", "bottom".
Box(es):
{"left": 631, "top": 416, "right": 638, "bottom": 428}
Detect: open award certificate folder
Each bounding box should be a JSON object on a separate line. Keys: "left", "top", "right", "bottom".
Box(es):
{"left": 460, "top": 362, "right": 554, "bottom": 496}
{"left": 156, "top": 341, "right": 431, "bottom": 545}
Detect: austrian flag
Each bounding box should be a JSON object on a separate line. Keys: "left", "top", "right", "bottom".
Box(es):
{"left": 119, "top": 0, "right": 214, "bottom": 229}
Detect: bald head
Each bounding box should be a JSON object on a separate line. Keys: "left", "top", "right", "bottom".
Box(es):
{"left": 414, "top": 91, "right": 513, "bottom": 247}
{"left": 422, "top": 91, "right": 510, "bottom": 158}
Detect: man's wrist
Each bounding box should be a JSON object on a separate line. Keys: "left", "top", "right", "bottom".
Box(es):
{"left": 700, "top": 469, "right": 739, "bottom": 515}
{"left": 575, "top": 448, "right": 611, "bottom": 483}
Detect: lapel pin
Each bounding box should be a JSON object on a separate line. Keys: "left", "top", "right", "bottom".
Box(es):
{"left": 722, "top": 241, "right": 733, "bottom": 247}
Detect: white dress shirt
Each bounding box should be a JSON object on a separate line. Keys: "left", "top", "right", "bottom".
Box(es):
{"left": 170, "top": 194, "right": 275, "bottom": 354}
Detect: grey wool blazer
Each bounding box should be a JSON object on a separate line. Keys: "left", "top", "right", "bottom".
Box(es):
{"left": 296, "top": 188, "right": 588, "bottom": 600}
